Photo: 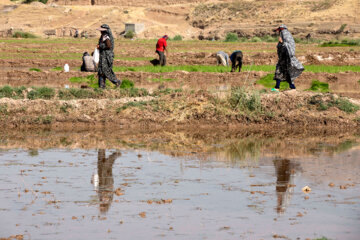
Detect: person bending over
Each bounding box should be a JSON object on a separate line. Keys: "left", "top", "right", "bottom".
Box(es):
{"left": 156, "top": 35, "right": 168, "bottom": 66}
{"left": 230, "top": 50, "right": 243, "bottom": 72}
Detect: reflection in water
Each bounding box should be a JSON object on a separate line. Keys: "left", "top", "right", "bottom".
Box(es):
{"left": 274, "top": 159, "right": 297, "bottom": 214}
{"left": 97, "top": 149, "right": 121, "bottom": 214}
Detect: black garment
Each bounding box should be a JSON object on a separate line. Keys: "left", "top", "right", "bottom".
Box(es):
{"left": 99, "top": 74, "right": 120, "bottom": 89}
{"left": 274, "top": 43, "right": 296, "bottom": 89}
{"left": 230, "top": 51, "right": 243, "bottom": 72}
{"left": 97, "top": 24, "right": 121, "bottom": 88}
{"left": 156, "top": 50, "right": 166, "bottom": 66}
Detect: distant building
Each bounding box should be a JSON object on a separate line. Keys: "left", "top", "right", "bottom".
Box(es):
{"left": 125, "top": 23, "right": 145, "bottom": 34}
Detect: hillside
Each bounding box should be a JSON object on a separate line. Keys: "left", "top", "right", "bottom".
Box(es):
{"left": 0, "top": 0, "right": 359, "bottom": 39}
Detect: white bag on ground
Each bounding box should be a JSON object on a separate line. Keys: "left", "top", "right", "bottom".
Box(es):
{"left": 64, "top": 63, "right": 69, "bottom": 72}
{"left": 93, "top": 48, "right": 99, "bottom": 64}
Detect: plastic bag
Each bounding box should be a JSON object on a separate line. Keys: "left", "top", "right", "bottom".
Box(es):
{"left": 64, "top": 63, "right": 69, "bottom": 72}
{"left": 93, "top": 48, "right": 99, "bottom": 64}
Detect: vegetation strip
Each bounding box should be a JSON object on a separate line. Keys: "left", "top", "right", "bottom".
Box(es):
{"left": 113, "top": 65, "right": 360, "bottom": 73}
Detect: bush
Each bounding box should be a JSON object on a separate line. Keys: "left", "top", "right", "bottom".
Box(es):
{"left": 224, "top": 32, "right": 239, "bottom": 42}
{"left": 172, "top": 35, "right": 183, "bottom": 41}
{"left": 24, "top": 0, "right": 48, "bottom": 4}
{"left": 124, "top": 31, "right": 135, "bottom": 39}
{"left": 0, "top": 86, "right": 26, "bottom": 99}
{"left": 229, "top": 87, "right": 262, "bottom": 113}
{"left": 29, "top": 68, "right": 41, "bottom": 72}
{"left": 12, "top": 31, "right": 37, "bottom": 38}
{"left": 28, "top": 87, "right": 55, "bottom": 100}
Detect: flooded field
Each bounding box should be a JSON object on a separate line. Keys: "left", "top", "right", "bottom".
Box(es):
{"left": 0, "top": 130, "right": 359, "bottom": 239}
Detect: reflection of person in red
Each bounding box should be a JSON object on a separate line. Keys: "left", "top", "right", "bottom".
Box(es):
{"left": 274, "top": 158, "right": 297, "bottom": 214}
{"left": 156, "top": 35, "right": 168, "bottom": 66}
{"left": 97, "top": 149, "right": 121, "bottom": 213}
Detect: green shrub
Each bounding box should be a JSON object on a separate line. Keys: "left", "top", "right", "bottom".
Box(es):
{"left": 307, "top": 80, "right": 329, "bottom": 93}
{"left": 24, "top": 0, "right": 48, "bottom": 4}
{"left": 309, "top": 95, "right": 359, "bottom": 113}
{"left": 335, "top": 98, "right": 359, "bottom": 113}
{"left": 172, "top": 35, "right": 183, "bottom": 41}
{"left": 124, "top": 31, "right": 135, "bottom": 39}
{"left": 0, "top": 86, "right": 26, "bottom": 99}
{"left": 250, "top": 37, "right": 261, "bottom": 42}
{"left": 58, "top": 88, "right": 96, "bottom": 100}
{"left": 28, "top": 87, "right": 55, "bottom": 100}
{"left": 29, "top": 68, "right": 41, "bottom": 72}
{"left": 120, "top": 79, "right": 134, "bottom": 89}
{"left": 229, "top": 87, "right": 262, "bottom": 113}
{"left": 12, "top": 31, "right": 37, "bottom": 38}
{"left": 224, "top": 32, "right": 239, "bottom": 42}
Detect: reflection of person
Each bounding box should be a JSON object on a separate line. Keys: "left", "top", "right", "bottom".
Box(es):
{"left": 216, "top": 51, "right": 229, "bottom": 66}
{"left": 274, "top": 158, "right": 294, "bottom": 214}
{"left": 97, "top": 149, "right": 121, "bottom": 213}
{"left": 272, "top": 25, "right": 304, "bottom": 92}
{"left": 230, "top": 50, "right": 243, "bottom": 72}
{"left": 97, "top": 24, "right": 121, "bottom": 89}
{"left": 156, "top": 35, "right": 168, "bottom": 66}
{"left": 80, "top": 52, "right": 97, "bottom": 72}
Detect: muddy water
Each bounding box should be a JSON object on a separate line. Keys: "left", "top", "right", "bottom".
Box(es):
{"left": 0, "top": 131, "right": 360, "bottom": 239}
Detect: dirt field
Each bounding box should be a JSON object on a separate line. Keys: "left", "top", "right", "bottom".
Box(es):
{"left": 0, "top": 38, "right": 359, "bottom": 129}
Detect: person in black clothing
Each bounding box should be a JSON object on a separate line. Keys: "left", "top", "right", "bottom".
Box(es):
{"left": 230, "top": 50, "right": 243, "bottom": 72}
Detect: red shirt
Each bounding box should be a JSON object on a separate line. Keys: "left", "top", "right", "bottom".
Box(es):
{"left": 156, "top": 38, "right": 167, "bottom": 52}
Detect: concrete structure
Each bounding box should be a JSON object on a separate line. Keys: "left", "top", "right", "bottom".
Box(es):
{"left": 125, "top": 23, "right": 145, "bottom": 34}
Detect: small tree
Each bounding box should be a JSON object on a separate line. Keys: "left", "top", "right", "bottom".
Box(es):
{"left": 172, "top": 35, "right": 183, "bottom": 41}
{"left": 124, "top": 31, "right": 135, "bottom": 39}
{"left": 224, "top": 32, "right": 239, "bottom": 42}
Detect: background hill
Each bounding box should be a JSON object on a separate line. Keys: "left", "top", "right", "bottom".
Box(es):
{"left": 1, "top": 0, "right": 359, "bottom": 39}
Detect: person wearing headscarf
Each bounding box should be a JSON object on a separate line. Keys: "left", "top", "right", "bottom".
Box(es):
{"left": 97, "top": 24, "right": 121, "bottom": 89}
{"left": 216, "top": 51, "right": 229, "bottom": 66}
{"left": 156, "top": 35, "right": 168, "bottom": 66}
{"left": 272, "top": 24, "right": 304, "bottom": 92}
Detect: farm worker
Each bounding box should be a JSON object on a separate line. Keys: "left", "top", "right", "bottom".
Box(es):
{"left": 216, "top": 51, "right": 229, "bottom": 66}
{"left": 230, "top": 50, "right": 243, "bottom": 72}
{"left": 81, "top": 52, "right": 97, "bottom": 72}
{"left": 272, "top": 24, "right": 304, "bottom": 92}
{"left": 97, "top": 24, "right": 121, "bottom": 89}
{"left": 156, "top": 35, "right": 169, "bottom": 66}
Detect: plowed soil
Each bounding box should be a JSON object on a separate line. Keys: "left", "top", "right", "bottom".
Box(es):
{"left": 0, "top": 38, "right": 359, "bottom": 129}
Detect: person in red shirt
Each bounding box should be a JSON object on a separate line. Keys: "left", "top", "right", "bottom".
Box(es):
{"left": 156, "top": 35, "right": 168, "bottom": 66}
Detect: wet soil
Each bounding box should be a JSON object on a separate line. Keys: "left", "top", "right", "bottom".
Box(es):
{"left": 0, "top": 129, "right": 359, "bottom": 239}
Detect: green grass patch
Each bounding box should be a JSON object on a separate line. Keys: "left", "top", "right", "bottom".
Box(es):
{"left": 114, "top": 65, "right": 360, "bottom": 73}
{"left": 0, "top": 86, "right": 26, "bottom": 99}
{"left": 150, "top": 76, "right": 175, "bottom": 82}
{"left": 120, "top": 79, "right": 134, "bottom": 89}
{"left": 28, "top": 87, "right": 55, "bottom": 100}
{"left": 51, "top": 67, "right": 62, "bottom": 71}
{"left": 29, "top": 68, "right": 41, "bottom": 72}
{"left": 69, "top": 74, "right": 99, "bottom": 88}
{"left": 307, "top": 80, "right": 329, "bottom": 93}
{"left": 256, "top": 74, "right": 289, "bottom": 90}
{"left": 320, "top": 39, "right": 360, "bottom": 47}
{"left": 309, "top": 95, "right": 359, "bottom": 113}
{"left": 12, "top": 31, "right": 37, "bottom": 39}
{"left": 117, "top": 101, "right": 149, "bottom": 112}
{"left": 58, "top": 88, "right": 99, "bottom": 100}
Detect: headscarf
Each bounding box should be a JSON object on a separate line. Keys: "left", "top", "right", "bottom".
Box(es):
{"left": 99, "top": 24, "right": 115, "bottom": 51}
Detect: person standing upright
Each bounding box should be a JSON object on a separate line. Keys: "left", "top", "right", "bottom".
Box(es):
{"left": 272, "top": 24, "right": 304, "bottom": 92}
{"left": 156, "top": 35, "right": 168, "bottom": 66}
{"left": 97, "top": 24, "right": 121, "bottom": 89}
